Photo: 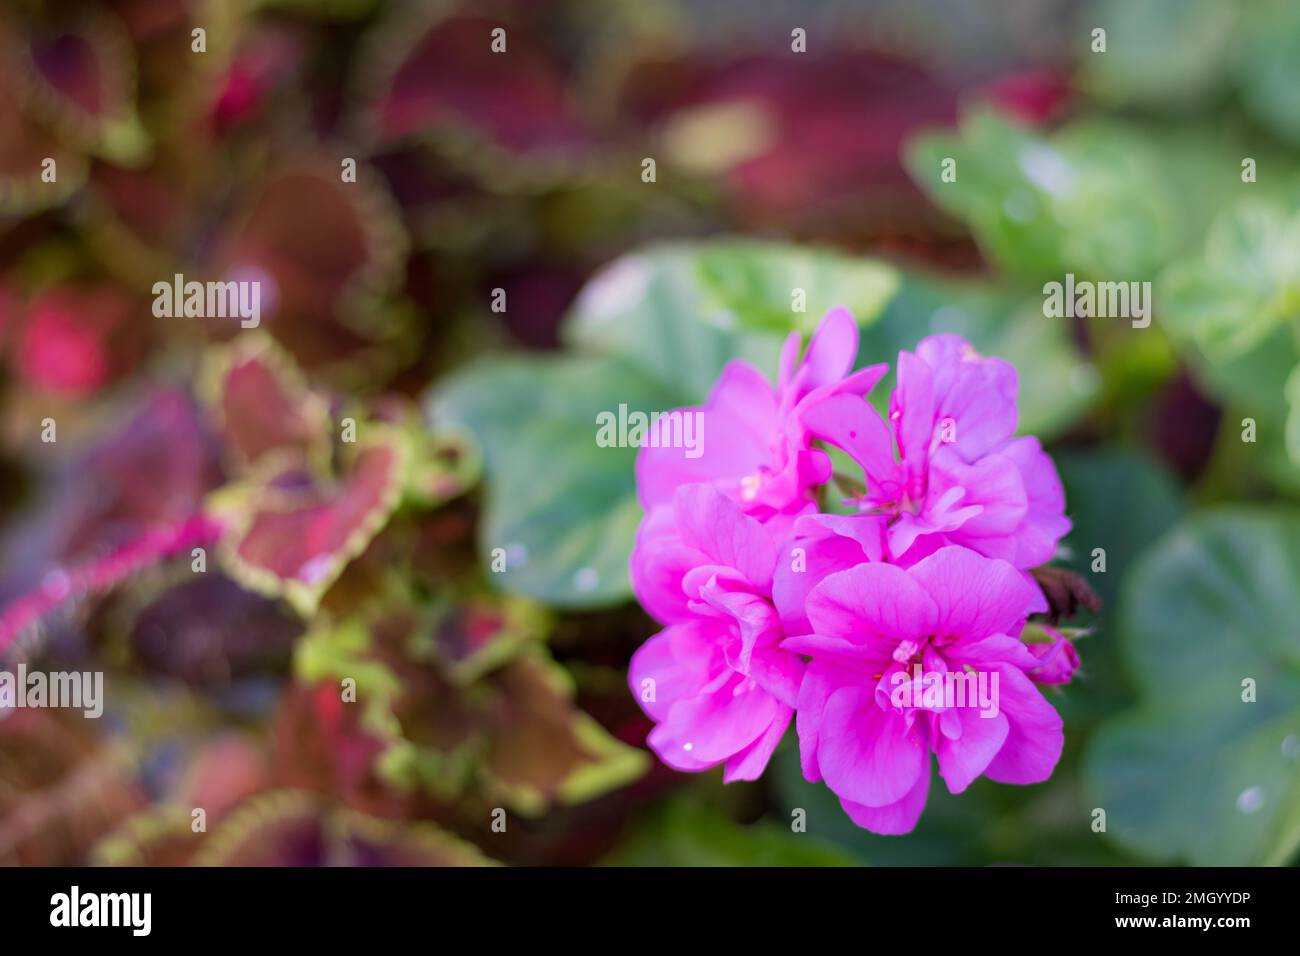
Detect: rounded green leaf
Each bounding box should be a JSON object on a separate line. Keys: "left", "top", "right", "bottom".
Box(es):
{"left": 1086, "top": 508, "right": 1300, "bottom": 865}
{"left": 905, "top": 111, "right": 1181, "bottom": 280}
{"left": 563, "top": 241, "right": 897, "bottom": 400}
{"left": 431, "top": 355, "right": 681, "bottom": 607}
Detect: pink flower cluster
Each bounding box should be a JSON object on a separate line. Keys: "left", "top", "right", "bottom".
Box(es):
{"left": 628, "top": 308, "right": 1078, "bottom": 834}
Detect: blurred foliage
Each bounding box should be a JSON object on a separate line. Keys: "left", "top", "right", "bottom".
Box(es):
{"left": 0, "top": 0, "right": 1298, "bottom": 867}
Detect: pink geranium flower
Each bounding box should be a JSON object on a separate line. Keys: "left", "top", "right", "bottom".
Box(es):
{"left": 636, "top": 307, "right": 886, "bottom": 524}
{"left": 628, "top": 484, "right": 802, "bottom": 780}
{"left": 799, "top": 334, "right": 1070, "bottom": 568}
{"left": 783, "top": 546, "right": 1064, "bottom": 834}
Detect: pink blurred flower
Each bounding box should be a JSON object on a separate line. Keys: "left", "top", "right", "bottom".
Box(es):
{"left": 628, "top": 484, "right": 802, "bottom": 781}
{"left": 783, "top": 546, "right": 1064, "bottom": 834}
{"left": 17, "top": 294, "right": 111, "bottom": 395}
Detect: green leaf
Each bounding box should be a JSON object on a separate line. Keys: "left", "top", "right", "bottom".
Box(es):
{"left": 1235, "top": 0, "right": 1300, "bottom": 145}
{"left": 1179, "top": 324, "right": 1300, "bottom": 494}
{"left": 1157, "top": 195, "right": 1300, "bottom": 490}
{"left": 1077, "top": 0, "right": 1239, "bottom": 110}
{"left": 1055, "top": 450, "right": 1185, "bottom": 616}
{"left": 563, "top": 240, "right": 897, "bottom": 398}
{"left": 1052, "top": 450, "right": 1185, "bottom": 725}
{"left": 692, "top": 240, "right": 899, "bottom": 336}
{"left": 905, "top": 111, "right": 1181, "bottom": 280}
{"left": 602, "top": 797, "right": 858, "bottom": 867}
{"left": 1085, "top": 508, "right": 1300, "bottom": 865}
{"left": 431, "top": 354, "right": 679, "bottom": 607}
{"left": 769, "top": 743, "right": 1133, "bottom": 866}
{"left": 433, "top": 241, "right": 900, "bottom": 608}
{"left": 1159, "top": 200, "right": 1300, "bottom": 360}
{"left": 1286, "top": 363, "right": 1300, "bottom": 468}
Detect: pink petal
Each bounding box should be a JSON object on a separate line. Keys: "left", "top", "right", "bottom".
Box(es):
{"left": 927, "top": 447, "right": 1027, "bottom": 539}
{"left": 635, "top": 361, "right": 775, "bottom": 510}
{"left": 799, "top": 306, "right": 859, "bottom": 391}
{"left": 673, "top": 484, "right": 779, "bottom": 592}
{"left": 935, "top": 705, "right": 1009, "bottom": 794}
{"left": 982, "top": 664, "right": 1064, "bottom": 784}
{"left": 629, "top": 505, "right": 708, "bottom": 624}
{"left": 794, "top": 662, "right": 857, "bottom": 783}
{"left": 818, "top": 685, "right": 928, "bottom": 808}
{"left": 806, "top": 562, "right": 938, "bottom": 644}
{"left": 800, "top": 392, "right": 897, "bottom": 486}
{"left": 773, "top": 530, "right": 875, "bottom": 636}
{"left": 649, "top": 671, "right": 781, "bottom": 768}
{"left": 723, "top": 704, "right": 793, "bottom": 782}
{"left": 995, "top": 435, "right": 1072, "bottom": 568}
{"left": 915, "top": 334, "right": 1019, "bottom": 461}
{"left": 906, "top": 546, "right": 1039, "bottom": 641}
{"left": 892, "top": 349, "right": 936, "bottom": 480}
{"left": 627, "top": 621, "right": 723, "bottom": 723}
{"left": 840, "top": 768, "right": 931, "bottom": 835}
{"left": 947, "top": 632, "right": 1042, "bottom": 672}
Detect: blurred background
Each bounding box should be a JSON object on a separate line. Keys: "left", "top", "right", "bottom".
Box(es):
{"left": 1, "top": 0, "right": 1298, "bottom": 866}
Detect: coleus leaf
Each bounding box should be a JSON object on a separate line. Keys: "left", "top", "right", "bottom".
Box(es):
{"left": 199, "top": 332, "right": 332, "bottom": 473}
{"left": 0, "top": 514, "right": 223, "bottom": 659}
{"left": 0, "top": 8, "right": 148, "bottom": 163}
{"left": 295, "top": 616, "right": 647, "bottom": 814}
{"left": 406, "top": 427, "right": 482, "bottom": 509}
{"left": 190, "top": 791, "right": 498, "bottom": 867}
{"left": 129, "top": 575, "right": 303, "bottom": 686}
{"left": 92, "top": 807, "right": 204, "bottom": 867}
{"left": 355, "top": 10, "right": 593, "bottom": 181}
{"left": 271, "top": 684, "right": 391, "bottom": 801}
{"left": 429, "top": 593, "right": 548, "bottom": 686}
{"left": 0, "top": 710, "right": 144, "bottom": 865}
{"left": 475, "top": 650, "right": 649, "bottom": 816}
{"left": 0, "top": 389, "right": 223, "bottom": 655}
{"left": 93, "top": 731, "right": 274, "bottom": 867}
{"left": 211, "top": 424, "right": 412, "bottom": 616}
{"left": 83, "top": 161, "right": 202, "bottom": 285}
{"left": 0, "top": 68, "right": 85, "bottom": 215}
{"left": 208, "top": 159, "right": 408, "bottom": 345}
{"left": 615, "top": 49, "right": 957, "bottom": 231}
{"left": 119, "top": 0, "right": 238, "bottom": 124}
